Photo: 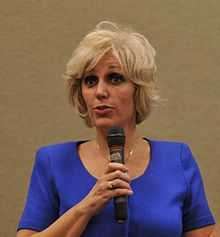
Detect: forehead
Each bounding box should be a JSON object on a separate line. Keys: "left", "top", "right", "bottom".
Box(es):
{"left": 94, "top": 52, "right": 121, "bottom": 70}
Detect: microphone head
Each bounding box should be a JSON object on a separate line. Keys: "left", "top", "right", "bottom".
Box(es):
{"left": 107, "top": 126, "right": 125, "bottom": 147}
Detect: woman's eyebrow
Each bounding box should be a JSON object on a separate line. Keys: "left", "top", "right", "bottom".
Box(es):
{"left": 108, "top": 65, "right": 121, "bottom": 70}
{"left": 84, "top": 65, "right": 121, "bottom": 75}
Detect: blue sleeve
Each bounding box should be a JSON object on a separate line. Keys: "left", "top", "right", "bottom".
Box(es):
{"left": 180, "top": 144, "right": 215, "bottom": 232}
{"left": 17, "top": 147, "right": 59, "bottom": 231}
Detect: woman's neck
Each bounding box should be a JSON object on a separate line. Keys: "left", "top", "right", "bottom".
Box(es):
{"left": 94, "top": 125, "right": 141, "bottom": 160}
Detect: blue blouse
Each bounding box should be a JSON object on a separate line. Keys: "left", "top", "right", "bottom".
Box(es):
{"left": 17, "top": 139, "right": 215, "bottom": 236}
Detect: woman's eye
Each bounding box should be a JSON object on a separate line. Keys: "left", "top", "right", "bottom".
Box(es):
{"left": 83, "top": 75, "right": 98, "bottom": 87}
{"left": 108, "top": 73, "right": 125, "bottom": 84}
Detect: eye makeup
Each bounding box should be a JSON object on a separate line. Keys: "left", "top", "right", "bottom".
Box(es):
{"left": 82, "top": 72, "right": 126, "bottom": 87}
{"left": 83, "top": 75, "right": 98, "bottom": 87}
{"left": 107, "top": 72, "right": 126, "bottom": 84}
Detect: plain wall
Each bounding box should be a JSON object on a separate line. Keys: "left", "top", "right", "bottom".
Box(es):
{"left": 0, "top": 0, "right": 219, "bottom": 236}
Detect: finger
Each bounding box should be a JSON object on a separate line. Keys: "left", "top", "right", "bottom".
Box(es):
{"left": 108, "top": 179, "right": 132, "bottom": 190}
{"left": 107, "top": 170, "right": 131, "bottom": 183}
{"left": 105, "top": 162, "right": 128, "bottom": 174}
{"left": 111, "top": 188, "right": 133, "bottom": 197}
{"left": 101, "top": 182, "right": 133, "bottom": 203}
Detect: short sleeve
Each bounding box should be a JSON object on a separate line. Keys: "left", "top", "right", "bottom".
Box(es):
{"left": 180, "top": 144, "right": 215, "bottom": 232}
{"left": 17, "top": 147, "right": 59, "bottom": 231}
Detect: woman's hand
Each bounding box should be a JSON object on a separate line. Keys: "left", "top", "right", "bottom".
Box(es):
{"left": 78, "top": 162, "right": 133, "bottom": 217}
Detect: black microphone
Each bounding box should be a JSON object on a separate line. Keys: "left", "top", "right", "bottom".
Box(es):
{"left": 107, "top": 126, "right": 127, "bottom": 223}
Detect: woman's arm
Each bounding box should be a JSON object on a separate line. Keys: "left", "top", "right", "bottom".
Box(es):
{"left": 17, "top": 202, "right": 92, "bottom": 237}
{"left": 210, "top": 224, "right": 220, "bottom": 237}
{"left": 184, "top": 224, "right": 220, "bottom": 237}
{"left": 17, "top": 162, "right": 133, "bottom": 237}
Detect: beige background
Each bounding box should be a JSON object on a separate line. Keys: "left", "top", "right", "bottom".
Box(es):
{"left": 0, "top": 0, "right": 219, "bottom": 236}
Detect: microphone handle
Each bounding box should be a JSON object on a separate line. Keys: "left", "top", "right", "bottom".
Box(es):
{"left": 109, "top": 146, "right": 128, "bottom": 223}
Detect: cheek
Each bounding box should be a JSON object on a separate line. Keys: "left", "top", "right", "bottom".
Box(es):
{"left": 121, "top": 96, "right": 133, "bottom": 106}
{"left": 81, "top": 89, "right": 90, "bottom": 108}
{"left": 119, "top": 90, "right": 135, "bottom": 111}
{"left": 82, "top": 92, "right": 94, "bottom": 119}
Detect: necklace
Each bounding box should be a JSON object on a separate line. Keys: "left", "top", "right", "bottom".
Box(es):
{"left": 95, "top": 138, "right": 138, "bottom": 162}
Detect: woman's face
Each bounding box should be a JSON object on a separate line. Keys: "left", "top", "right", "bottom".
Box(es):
{"left": 81, "top": 52, "right": 136, "bottom": 130}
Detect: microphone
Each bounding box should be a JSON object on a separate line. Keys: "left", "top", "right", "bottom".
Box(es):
{"left": 107, "top": 126, "right": 127, "bottom": 223}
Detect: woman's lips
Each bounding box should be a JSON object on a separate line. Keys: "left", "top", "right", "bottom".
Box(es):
{"left": 93, "top": 105, "right": 113, "bottom": 116}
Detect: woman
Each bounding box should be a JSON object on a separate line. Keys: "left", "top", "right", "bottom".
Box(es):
{"left": 17, "top": 21, "right": 217, "bottom": 237}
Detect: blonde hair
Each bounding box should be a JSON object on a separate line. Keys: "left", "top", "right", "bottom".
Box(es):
{"left": 64, "top": 21, "right": 160, "bottom": 127}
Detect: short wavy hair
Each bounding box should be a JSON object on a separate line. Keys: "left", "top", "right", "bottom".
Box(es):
{"left": 64, "top": 21, "right": 160, "bottom": 127}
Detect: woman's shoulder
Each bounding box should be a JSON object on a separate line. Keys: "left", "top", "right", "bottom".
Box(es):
{"left": 147, "top": 138, "right": 197, "bottom": 167}
{"left": 146, "top": 138, "right": 195, "bottom": 163}
{"left": 34, "top": 140, "right": 85, "bottom": 163}
{"left": 36, "top": 140, "right": 75, "bottom": 154}
{"left": 38, "top": 140, "right": 77, "bottom": 150}
{"left": 146, "top": 137, "right": 190, "bottom": 150}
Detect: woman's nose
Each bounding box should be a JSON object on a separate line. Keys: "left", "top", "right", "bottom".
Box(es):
{"left": 95, "top": 80, "right": 109, "bottom": 99}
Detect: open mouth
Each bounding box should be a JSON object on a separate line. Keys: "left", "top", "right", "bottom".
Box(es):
{"left": 93, "top": 105, "right": 113, "bottom": 115}
{"left": 95, "top": 105, "right": 112, "bottom": 110}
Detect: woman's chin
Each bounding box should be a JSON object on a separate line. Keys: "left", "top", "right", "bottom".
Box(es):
{"left": 93, "top": 118, "right": 118, "bottom": 130}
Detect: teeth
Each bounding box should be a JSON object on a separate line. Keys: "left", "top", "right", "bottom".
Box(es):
{"left": 97, "top": 105, "right": 109, "bottom": 109}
